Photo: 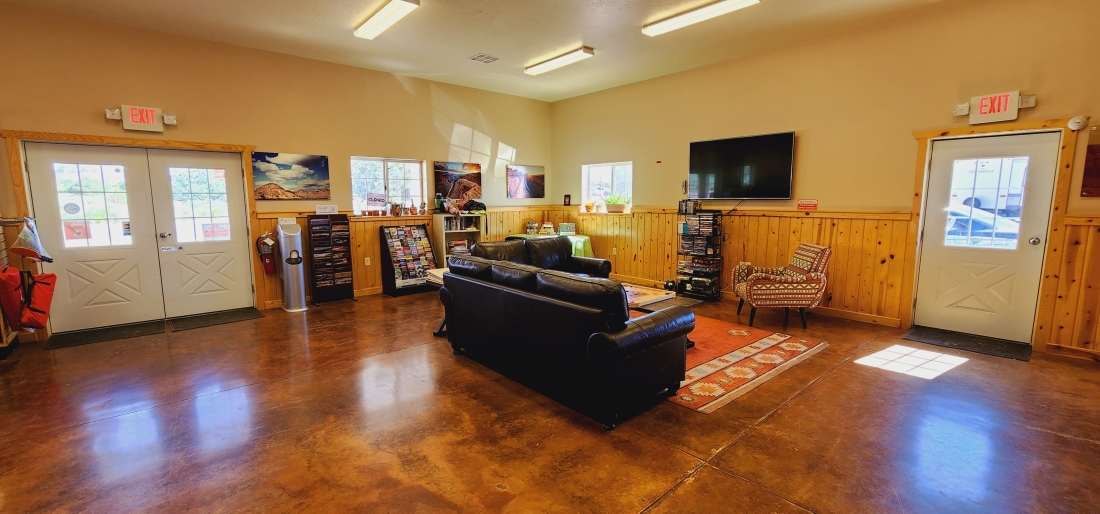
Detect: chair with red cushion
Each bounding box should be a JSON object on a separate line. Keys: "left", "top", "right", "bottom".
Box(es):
{"left": 732, "top": 243, "right": 831, "bottom": 328}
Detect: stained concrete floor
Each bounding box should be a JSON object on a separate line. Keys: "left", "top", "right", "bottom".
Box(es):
{"left": 0, "top": 294, "right": 1097, "bottom": 512}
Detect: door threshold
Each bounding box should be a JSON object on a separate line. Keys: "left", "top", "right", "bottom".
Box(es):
{"left": 47, "top": 320, "right": 166, "bottom": 349}
{"left": 903, "top": 325, "right": 1031, "bottom": 361}
{"left": 168, "top": 307, "right": 263, "bottom": 332}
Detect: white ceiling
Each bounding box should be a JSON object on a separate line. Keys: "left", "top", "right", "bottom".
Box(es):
{"left": 13, "top": 0, "right": 942, "bottom": 102}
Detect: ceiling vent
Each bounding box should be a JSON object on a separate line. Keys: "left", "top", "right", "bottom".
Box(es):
{"left": 469, "top": 53, "right": 499, "bottom": 64}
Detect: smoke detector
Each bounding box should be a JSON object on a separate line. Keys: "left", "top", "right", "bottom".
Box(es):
{"left": 469, "top": 53, "right": 499, "bottom": 64}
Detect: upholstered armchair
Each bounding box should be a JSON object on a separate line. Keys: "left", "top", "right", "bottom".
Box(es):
{"left": 733, "top": 243, "right": 832, "bottom": 328}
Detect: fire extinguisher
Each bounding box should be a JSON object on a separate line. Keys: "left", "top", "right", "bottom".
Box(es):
{"left": 256, "top": 233, "right": 277, "bottom": 274}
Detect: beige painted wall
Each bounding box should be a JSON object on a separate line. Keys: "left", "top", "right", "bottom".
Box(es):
{"left": 551, "top": 0, "right": 1100, "bottom": 214}
{"left": 0, "top": 6, "right": 553, "bottom": 217}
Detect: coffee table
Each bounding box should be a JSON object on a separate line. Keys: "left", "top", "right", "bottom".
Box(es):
{"left": 622, "top": 283, "right": 676, "bottom": 309}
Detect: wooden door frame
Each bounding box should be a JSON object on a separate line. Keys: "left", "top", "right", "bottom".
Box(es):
{"left": 0, "top": 130, "right": 265, "bottom": 327}
{"left": 902, "top": 118, "right": 1082, "bottom": 352}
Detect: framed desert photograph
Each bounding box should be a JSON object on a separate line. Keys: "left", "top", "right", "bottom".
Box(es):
{"left": 505, "top": 164, "right": 546, "bottom": 199}
{"left": 252, "top": 152, "right": 330, "bottom": 200}
{"left": 433, "top": 161, "right": 482, "bottom": 207}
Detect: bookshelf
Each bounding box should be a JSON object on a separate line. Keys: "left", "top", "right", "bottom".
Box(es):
{"left": 675, "top": 210, "right": 723, "bottom": 300}
{"left": 431, "top": 213, "right": 485, "bottom": 266}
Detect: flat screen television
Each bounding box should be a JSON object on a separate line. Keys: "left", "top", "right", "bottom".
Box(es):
{"left": 688, "top": 132, "right": 795, "bottom": 199}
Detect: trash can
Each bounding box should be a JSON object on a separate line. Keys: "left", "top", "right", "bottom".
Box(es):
{"left": 276, "top": 222, "right": 308, "bottom": 312}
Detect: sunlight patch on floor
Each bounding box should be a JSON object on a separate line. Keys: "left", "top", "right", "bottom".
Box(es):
{"left": 855, "top": 344, "right": 967, "bottom": 379}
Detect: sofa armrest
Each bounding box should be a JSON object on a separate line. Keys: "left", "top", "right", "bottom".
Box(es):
{"left": 571, "top": 256, "right": 612, "bottom": 278}
{"left": 588, "top": 307, "right": 695, "bottom": 358}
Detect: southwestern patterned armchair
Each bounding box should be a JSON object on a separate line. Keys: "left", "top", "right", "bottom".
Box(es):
{"left": 733, "top": 243, "right": 832, "bottom": 328}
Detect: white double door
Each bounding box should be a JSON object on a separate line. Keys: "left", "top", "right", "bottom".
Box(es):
{"left": 25, "top": 143, "right": 253, "bottom": 333}
{"left": 915, "top": 132, "right": 1060, "bottom": 343}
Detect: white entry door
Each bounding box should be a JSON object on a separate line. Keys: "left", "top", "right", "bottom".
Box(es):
{"left": 147, "top": 149, "right": 253, "bottom": 317}
{"left": 25, "top": 143, "right": 166, "bottom": 332}
{"left": 25, "top": 143, "right": 254, "bottom": 332}
{"left": 914, "top": 132, "right": 1061, "bottom": 343}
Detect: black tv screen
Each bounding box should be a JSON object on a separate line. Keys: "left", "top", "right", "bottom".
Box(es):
{"left": 688, "top": 132, "right": 795, "bottom": 199}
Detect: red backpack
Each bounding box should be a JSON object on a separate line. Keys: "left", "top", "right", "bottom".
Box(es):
{"left": 19, "top": 273, "right": 57, "bottom": 330}
{"left": 0, "top": 267, "right": 22, "bottom": 331}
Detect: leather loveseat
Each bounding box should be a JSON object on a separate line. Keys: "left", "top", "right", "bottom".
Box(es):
{"left": 472, "top": 237, "right": 611, "bottom": 278}
{"left": 440, "top": 252, "right": 694, "bottom": 428}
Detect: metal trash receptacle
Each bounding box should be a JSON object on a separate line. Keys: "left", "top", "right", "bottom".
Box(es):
{"left": 276, "top": 223, "right": 308, "bottom": 312}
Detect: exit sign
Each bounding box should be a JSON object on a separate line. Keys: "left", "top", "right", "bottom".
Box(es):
{"left": 969, "top": 91, "right": 1020, "bottom": 125}
{"left": 121, "top": 104, "right": 164, "bottom": 132}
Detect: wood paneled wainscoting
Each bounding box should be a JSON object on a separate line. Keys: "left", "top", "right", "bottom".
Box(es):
{"left": 1048, "top": 217, "right": 1100, "bottom": 357}
{"left": 567, "top": 209, "right": 914, "bottom": 327}
{"left": 254, "top": 213, "right": 432, "bottom": 309}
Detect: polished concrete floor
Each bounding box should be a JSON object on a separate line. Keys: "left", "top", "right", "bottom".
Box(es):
{"left": 1, "top": 294, "right": 1097, "bottom": 512}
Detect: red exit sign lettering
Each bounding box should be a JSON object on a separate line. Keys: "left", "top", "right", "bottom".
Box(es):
{"left": 120, "top": 104, "right": 164, "bottom": 132}
{"left": 969, "top": 91, "right": 1020, "bottom": 125}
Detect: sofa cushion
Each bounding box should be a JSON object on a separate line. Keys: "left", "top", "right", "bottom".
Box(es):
{"left": 536, "top": 270, "right": 629, "bottom": 327}
{"left": 472, "top": 240, "right": 529, "bottom": 264}
{"left": 447, "top": 255, "right": 493, "bottom": 281}
{"left": 526, "top": 236, "right": 574, "bottom": 271}
{"left": 490, "top": 261, "right": 542, "bottom": 291}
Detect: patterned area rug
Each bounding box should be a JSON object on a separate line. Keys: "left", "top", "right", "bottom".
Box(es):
{"left": 669, "top": 315, "right": 827, "bottom": 413}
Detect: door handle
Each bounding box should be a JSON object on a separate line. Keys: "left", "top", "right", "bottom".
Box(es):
{"left": 1028, "top": 237, "right": 1041, "bottom": 246}
{"left": 159, "top": 232, "right": 173, "bottom": 239}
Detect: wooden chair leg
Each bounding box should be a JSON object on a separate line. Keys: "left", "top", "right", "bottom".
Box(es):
{"left": 737, "top": 298, "right": 744, "bottom": 315}
{"left": 748, "top": 306, "right": 757, "bottom": 326}
{"left": 798, "top": 308, "right": 807, "bottom": 329}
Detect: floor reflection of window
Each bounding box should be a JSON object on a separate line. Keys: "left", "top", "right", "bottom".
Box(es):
{"left": 914, "top": 413, "right": 993, "bottom": 503}
{"left": 854, "top": 345, "right": 967, "bottom": 379}
{"left": 194, "top": 386, "right": 253, "bottom": 455}
{"left": 90, "top": 408, "right": 164, "bottom": 484}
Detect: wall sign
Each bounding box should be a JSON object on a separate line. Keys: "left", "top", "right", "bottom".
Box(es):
{"left": 120, "top": 104, "right": 165, "bottom": 132}
{"left": 969, "top": 91, "right": 1020, "bottom": 125}
{"left": 797, "top": 199, "right": 819, "bottom": 211}
{"left": 315, "top": 204, "right": 338, "bottom": 214}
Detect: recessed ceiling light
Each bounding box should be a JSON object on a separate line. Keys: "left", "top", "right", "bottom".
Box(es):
{"left": 642, "top": 0, "right": 760, "bottom": 37}
{"left": 524, "top": 46, "right": 595, "bottom": 76}
{"left": 354, "top": 0, "right": 419, "bottom": 40}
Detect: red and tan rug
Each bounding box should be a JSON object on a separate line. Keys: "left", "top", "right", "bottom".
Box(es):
{"left": 667, "top": 314, "right": 827, "bottom": 413}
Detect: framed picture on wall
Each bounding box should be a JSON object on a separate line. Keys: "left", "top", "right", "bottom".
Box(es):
{"left": 433, "top": 161, "right": 482, "bottom": 207}
{"left": 252, "top": 152, "right": 330, "bottom": 200}
{"left": 1082, "top": 144, "right": 1100, "bottom": 197}
{"left": 505, "top": 164, "right": 546, "bottom": 199}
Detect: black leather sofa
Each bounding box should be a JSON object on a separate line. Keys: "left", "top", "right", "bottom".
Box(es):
{"left": 471, "top": 237, "right": 611, "bottom": 278}
{"left": 440, "top": 248, "right": 695, "bottom": 428}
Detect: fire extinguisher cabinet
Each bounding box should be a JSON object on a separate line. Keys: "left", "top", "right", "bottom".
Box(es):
{"left": 276, "top": 222, "right": 308, "bottom": 312}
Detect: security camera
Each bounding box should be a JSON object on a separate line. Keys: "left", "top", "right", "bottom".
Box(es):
{"left": 1068, "top": 115, "right": 1090, "bottom": 131}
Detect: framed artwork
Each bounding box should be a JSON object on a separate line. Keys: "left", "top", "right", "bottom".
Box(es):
{"left": 433, "top": 161, "right": 482, "bottom": 207}
{"left": 505, "top": 164, "right": 546, "bottom": 199}
{"left": 252, "top": 152, "right": 330, "bottom": 200}
{"left": 1082, "top": 144, "right": 1100, "bottom": 197}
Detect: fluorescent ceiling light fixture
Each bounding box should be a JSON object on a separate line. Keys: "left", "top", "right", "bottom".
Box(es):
{"left": 524, "top": 46, "right": 595, "bottom": 76}
{"left": 642, "top": 0, "right": 760, "bottom": 37}
{"left": 354, "top": 0, "right": 419, "bottom": 40}
{"left": 854, "top": 345, "right": 968, "bottom": 380}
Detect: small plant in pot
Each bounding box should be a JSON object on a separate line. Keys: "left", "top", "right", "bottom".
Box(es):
{"left": 604, "top": 194, "right": 630, "bottom": 213}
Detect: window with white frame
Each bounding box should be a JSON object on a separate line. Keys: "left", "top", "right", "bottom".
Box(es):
{"left": 581, "top": 161, "right": 633, "bottom": 210}
{"left": 350, "top": 157, "right": 425, "bottom": 211}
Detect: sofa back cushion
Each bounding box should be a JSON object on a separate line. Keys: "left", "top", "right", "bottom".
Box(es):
{"left": 490, "top": 261, "right": 541, "bottom": 291}
{"left": 447, "top": 255, "right": 493, "bottom": 281}
{"left": 472, "top": 240, "right": 529, "bottom": 264}
{"left": 526, "top": 236, "right": 573, "bottom": 271}
{"left": 535, "top": 270, "right": 628, "bottom": 328}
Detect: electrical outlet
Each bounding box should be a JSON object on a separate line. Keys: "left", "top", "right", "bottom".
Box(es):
{"left": 364, "top": 257, "right": 371, "bottom": 266}
{"left": 611, "top": 247, "right": 617, "bottom": 256}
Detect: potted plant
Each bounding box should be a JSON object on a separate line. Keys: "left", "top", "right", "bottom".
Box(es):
{"left": 604, "top": 194, "right": 630, "bottom": 213}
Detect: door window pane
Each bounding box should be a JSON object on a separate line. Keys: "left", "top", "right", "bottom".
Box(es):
{"left": 53, "top": 162, "right": 131, "bottom": 247}
{"left": 169, "top": 167, "right": 231, "bottom": 242}
{"left": 944, "top": 157, "right": 1028, "bottom": 249}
